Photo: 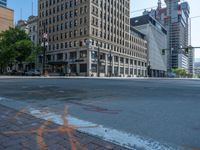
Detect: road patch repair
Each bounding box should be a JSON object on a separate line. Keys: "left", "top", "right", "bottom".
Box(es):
{"left": 0, "top": 97, "right": 181, "bottom": 150}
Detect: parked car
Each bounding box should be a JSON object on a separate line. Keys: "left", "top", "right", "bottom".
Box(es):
{"left": 25, "top": 70, "right": 41, "bottom": 76}
{"left": 10, "top": 70, "right": 24, "bottom": 76}
{"left": 167, "top": 72, "right": 176, "bottom": 78}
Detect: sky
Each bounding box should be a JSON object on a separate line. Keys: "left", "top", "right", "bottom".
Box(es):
{"left": 7, "top": 0, "right": 200, "bottom": 61}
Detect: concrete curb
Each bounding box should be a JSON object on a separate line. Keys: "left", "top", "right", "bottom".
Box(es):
{"left": 0, "top": 76, "right": 199, "bottom": 80}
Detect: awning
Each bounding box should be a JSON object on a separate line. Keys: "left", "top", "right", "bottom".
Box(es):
{"left": 47, "top": 61, "right": 68, "bottom": 65}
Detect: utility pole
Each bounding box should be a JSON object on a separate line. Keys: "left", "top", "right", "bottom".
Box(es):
{"left": 31, "top": 1, "right": 34, "bottom": 16}
{"left": 20, "top": 8, "right": 22, "bottom": 20}
{"left": 97, "top": 45, "right": 100, "bottom": 77}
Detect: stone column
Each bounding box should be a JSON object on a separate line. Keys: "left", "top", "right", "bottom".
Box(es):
{"left": 112, "top": 55, "right": 114, "bottom": 76}
{"left": 76, "top": 50, "right": 80, "bottom": 74}
{"left": 123, "top": 57, "right": 126, "bottom": 77}
{"left": 67, "top": 52, "right": 70, "bottom": 74}
{"left": 136, "top": 60, "right": 138, "bottom": 76}
{"left": 105, "top": 53, "right": 108, "bottom": 76}
{"left": 118, "top": 56, "right": 120, "bottom": 76}
{"left": 87, "top": 49, "right": 92, "bottom": 76}
{"left": 128, "top": 58, "right": 130, "bottom": 76}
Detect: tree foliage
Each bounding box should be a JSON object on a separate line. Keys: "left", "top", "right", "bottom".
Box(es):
{"left": 172, "top": 68, "right": 188, "bottom": 78}
{"left": 0, "top": 27, "right": 41, "bottom": 73}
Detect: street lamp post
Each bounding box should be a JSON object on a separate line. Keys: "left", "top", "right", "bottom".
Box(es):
{"left": 97, "top": 44, "right": 100, "bottom": 77}
{"left": 147, "top": 61, "right": 151, "bottom": 77}
{"left": 42, "top": 24, "right": 48, "bottom": 76}
{"left": 87, "top": 40, "right": 101, "bottom": 77}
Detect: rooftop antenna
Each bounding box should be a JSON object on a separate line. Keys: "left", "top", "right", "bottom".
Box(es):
{"left": 20, "top": 8, "right": 22, "bottom": 20}
{"left": 31, "top": 1, "right": 33, "bottom": 16}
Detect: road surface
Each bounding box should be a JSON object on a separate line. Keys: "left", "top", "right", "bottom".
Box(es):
{"left": 0, "top": 78, "right": 199, "bottom": 149}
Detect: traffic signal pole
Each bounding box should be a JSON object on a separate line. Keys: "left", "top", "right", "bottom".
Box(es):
{"left": 43, "top": 24, "right": 46, "bottom": 76}
{"left": 97, "top": 45, "right": 100, "bottom": 77}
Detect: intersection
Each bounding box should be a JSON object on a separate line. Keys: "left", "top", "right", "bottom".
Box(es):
{"left": 0, "top": 78, "right": 200, "bottom": 149}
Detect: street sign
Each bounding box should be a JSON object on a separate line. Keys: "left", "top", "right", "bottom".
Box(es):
{"left": 41, "top": 42, "right": 48, "bottom": 47}
{"left": 43, "top": 33, "right": 48, "bottom": 39}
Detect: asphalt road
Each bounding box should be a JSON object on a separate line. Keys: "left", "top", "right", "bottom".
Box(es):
{"left": 0, "top": 78, "right": 200, "bottom": 149}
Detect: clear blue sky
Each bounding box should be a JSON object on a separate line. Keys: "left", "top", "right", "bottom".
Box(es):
{"left": 7, "top": 0, "right": 200, "bottom": 60}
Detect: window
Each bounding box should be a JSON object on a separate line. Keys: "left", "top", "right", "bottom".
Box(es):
{"left": 70, "top": 52, "right": 77, "bottom": 59}
{"left": 80, "top": 50, "right": 87, "bottom": 58}
{"left": 80, "top": 64, "right": 87, "bottom": 73}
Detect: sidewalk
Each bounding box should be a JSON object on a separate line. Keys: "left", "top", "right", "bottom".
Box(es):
{"left": 0, "top": 104, "right": 129, "bottom": 150}
{"left": 0, "top": 75, "right": 199, "bottom": 80}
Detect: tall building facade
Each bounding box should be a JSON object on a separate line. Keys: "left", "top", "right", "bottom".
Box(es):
{"left": 0, "top": 0, "right": 7, "bottom": 7}
{"left": 0, "top": 6, "right": 13, "bottom": 32}
{"left": 38, "top": 0, "right": 147, "bottom": 77}
{"left": 131, "top": 15, "right": 168, "bottom": 77}
{"left": 165, "top": 0, "right": 190, "bottom": 71}
{"left": 144, "top": 0, "right": 191, "bottom": 72}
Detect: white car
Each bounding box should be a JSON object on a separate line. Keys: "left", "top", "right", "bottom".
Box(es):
{"left": 25, "top": 70, "right": 41, "bottom": 76}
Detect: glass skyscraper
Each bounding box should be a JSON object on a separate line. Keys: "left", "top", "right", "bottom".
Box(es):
{"left": 0, "top": 0, "right": 7, "bottom": 7}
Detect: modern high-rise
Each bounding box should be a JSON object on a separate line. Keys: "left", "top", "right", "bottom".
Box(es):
{"left": 144, "top": 0, "right": 191, "bottom": 72}
{"left": 38, "top": 0, "right": 147, "bottom": 77}
{"left": 165, "top": 0, "right": 190, "bottom": 71}
{"left": 131, "top": 15, "right": 168, "bottom": 77}
{"left": 0, "top": 0, "right": 7, "bottom": 7}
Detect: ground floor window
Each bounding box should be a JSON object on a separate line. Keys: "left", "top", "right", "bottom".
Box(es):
{"left": 138, "top": 70, "right": 141, "bottom": 76}
{"left": 80, "top": 64, "right": 87, "bottom": 73}
{"left": 125, "top": 68, "right": 128, "bottom": 74}
{"left": 70, "top": 64, "right": 76, "bottom": 73}
{"left": 107, "top": 66, "right": 111, "bottom": 73}
{"left": 130, "top": 68, "right": 133, "bottom": 74}
{"left": 114, "top": 67, "right": 118, "bottom": 76}
{"left": 142, "top": 70, "right": 144, "bottom": 76}
{"left": 100, "top": 65, "right": 105, "bottom": 73}
{"left": 92, "top": 64, "right": 97, "bottom": 72}
{"left": 134, "top": 69, "right": 137, "bottom": 75}
{"left": 120, "top": 67, "right": 124, "bottom": 74}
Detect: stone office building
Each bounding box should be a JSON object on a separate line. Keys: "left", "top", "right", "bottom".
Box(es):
{"left": 16, "top": 16, "right": 38, "bottom": 45}
{"left": 38, "top": 0, "right": 147, "bottom": 77}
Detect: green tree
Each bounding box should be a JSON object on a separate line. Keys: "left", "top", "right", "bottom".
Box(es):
{"left": 0, "top": 27, "right": 38, "bottom": 73}
{"left": 13, "top": 40, "right": 34, "bottom": 70}
{"left": 172, "top": 68, "right": 187, "bottom": 78}
{"left": 26, "top": 45, "right": 42, "bottom": 63}
{"left": 0, "top": 45, "right": 16, "bottom": 73}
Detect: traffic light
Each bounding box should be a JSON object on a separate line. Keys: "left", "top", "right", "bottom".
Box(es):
{"left": 184, "top": 48, "right": 189, "bottom": 54}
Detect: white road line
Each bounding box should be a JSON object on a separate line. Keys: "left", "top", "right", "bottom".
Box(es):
{"left": 28, "top": 108, "right": 179, "bottom": 150}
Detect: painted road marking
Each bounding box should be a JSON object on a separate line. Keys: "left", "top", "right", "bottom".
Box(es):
{"left": 0, "top": 97, "right": 180, "bottom": 150}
